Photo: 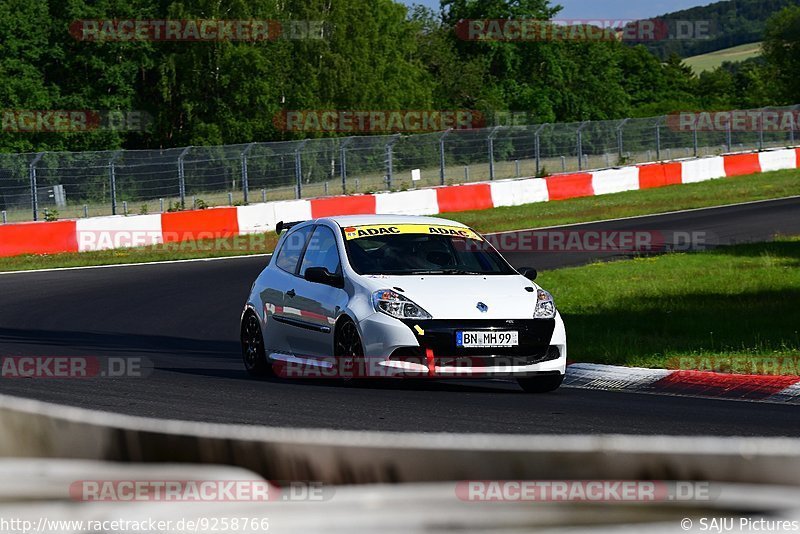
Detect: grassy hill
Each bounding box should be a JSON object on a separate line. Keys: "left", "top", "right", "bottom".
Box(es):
{"left": 684, "top": 42, "right": 763, "bottom": 73}
{"left": 638, "top": 0, "right": 798, "bottom": 59}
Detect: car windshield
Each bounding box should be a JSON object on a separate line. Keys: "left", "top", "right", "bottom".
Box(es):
{"left": 342, "top": 224, "right": 516, "bottom": 276}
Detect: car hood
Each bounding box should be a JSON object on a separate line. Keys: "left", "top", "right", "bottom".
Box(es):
{"left": 358, "top": 274, "right": 541, "bottom": 320}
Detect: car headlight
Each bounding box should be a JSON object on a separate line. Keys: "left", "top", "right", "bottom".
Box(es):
{"left": 534, "top": 289, "right": 556, "bottom": 319}
{"left": 372, "top": 290, "right": 432, "bottom": 320}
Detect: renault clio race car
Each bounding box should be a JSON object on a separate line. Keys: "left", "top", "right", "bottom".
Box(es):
{"left": 241, "top": 215, "right": 567, "bottom": 393}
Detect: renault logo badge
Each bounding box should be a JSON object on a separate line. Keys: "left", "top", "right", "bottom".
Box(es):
{"left": 477, "top": 302, "right": 488, "bottom": 313}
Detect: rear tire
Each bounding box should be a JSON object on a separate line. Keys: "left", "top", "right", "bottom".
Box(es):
{"left": 517, "top": 373, "right": 564, "bottom": 393}
{"left": 241, "top": 312, "right": 272, "bottom": 377}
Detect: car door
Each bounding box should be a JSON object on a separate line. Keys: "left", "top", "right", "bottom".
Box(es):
{"left": 264, "top": 224, "right": 314, "bottom": 356}
{"left": 287, "top": 225, "right": 348, "bottom": 359}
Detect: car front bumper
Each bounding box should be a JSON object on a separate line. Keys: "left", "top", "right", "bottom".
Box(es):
{"left": 357, "top": 312, "right": 567, "bottom": 378}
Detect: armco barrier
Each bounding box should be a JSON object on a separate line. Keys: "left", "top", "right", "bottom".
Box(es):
{"left": 6, "top": 461, "right": 800, "bottom": 533}
{"left": 2, "top": 147, "right": 799, "bottom": 257}
{"left": 2, "top": 393, "right": 800, "bottom": 485}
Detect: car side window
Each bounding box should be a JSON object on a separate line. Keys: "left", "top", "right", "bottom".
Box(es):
{"left": 299, "top": 226, "right": 341, "bottom": 276}
{"left": 275, "top": 225, "right": 313, "bottom": 274}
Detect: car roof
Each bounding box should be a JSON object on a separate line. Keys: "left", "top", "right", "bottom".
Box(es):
{"left": 323, "top": 214, "right": 468, "bottom": 228}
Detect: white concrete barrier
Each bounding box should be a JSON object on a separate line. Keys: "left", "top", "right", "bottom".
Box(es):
{"left": 273, "top": 199, "right": 312, "bottom": 226}
{"left": 237, "top": 202, "right": 277, "bottom": 235}
{"left": 591, "top": 167, "right": 640, "bottom": 196}
{"left": 490, "top": 178, "right": 549, "bottom": 207}
{"left": 759, "top": 148, "right": 798, "bottom": 173}
{"left": 681, "top": 156, "right": 727, "bottom": 183}
{"left": 76, "top": 215, "right": 163, "bottom": 252}
{"left": 375, "top": 189, "right": 439, "bottom": 216}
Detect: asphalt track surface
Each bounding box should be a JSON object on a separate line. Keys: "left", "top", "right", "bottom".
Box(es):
{"left": 1, "top": 197, "right": 799, "bottom": 436}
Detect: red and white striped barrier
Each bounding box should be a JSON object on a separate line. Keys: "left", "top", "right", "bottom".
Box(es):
{"left": 566, "top": 363, "right": 800, "bottom": 404}
{"left": 1, "top": 147, "right": 798, "bottom": 257}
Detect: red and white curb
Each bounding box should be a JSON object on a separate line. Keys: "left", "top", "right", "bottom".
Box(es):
{"left": 565, "top": 363, "right": 800, "bottom": 404}
{"left": 1, "top": 147, "right": 798, "bottom": 258}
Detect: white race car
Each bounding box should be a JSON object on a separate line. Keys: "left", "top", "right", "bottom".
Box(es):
{"left": 241, "top": 215, "right": 567, "bottom": 393}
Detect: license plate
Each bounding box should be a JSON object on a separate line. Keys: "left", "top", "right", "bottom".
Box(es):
{"left": 456, "top": 331, "right": 519, "bottom": 348}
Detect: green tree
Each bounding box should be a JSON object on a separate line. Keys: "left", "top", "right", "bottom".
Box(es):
{"left": 762, "top": 5, "right": 800, "bottom": 103}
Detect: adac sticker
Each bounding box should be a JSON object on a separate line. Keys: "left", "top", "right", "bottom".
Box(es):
{"left": 343, "top": 224, "right": 482, "bottom": 241}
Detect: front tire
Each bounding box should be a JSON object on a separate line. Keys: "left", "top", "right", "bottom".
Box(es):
{"left": 241, "top": 312, "right": 272, "bottom": 377}
{"left": 334, "top": 316, "right": 366, "bottom": 380}
{"left": 517, "top": 373, "right": 564, "bottom": 393}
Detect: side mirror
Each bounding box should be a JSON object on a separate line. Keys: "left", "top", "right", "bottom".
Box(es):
{"left": 519, "top": 267, "right": 538, "bottom": 281}
{"left": 305, "top": 267, "right": 344, "bottom": 288}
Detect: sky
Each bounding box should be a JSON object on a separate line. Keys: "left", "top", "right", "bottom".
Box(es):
{"left": 401, "top": 0, "right": 720, "bottom": 20}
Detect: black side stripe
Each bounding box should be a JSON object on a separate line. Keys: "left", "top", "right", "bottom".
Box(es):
{"left": 273, "top": 315, "right": 332, "bottom": 334}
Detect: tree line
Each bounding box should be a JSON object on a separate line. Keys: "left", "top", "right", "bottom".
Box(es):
{"left": 0, "top": 0, "right": 797, "bottom": 154}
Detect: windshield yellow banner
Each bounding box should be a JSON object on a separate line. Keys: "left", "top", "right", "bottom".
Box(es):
{"left": 343, "top": 224, "right": 482, "bottom": 241}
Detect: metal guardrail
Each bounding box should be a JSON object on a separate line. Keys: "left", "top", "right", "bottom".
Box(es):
{"left": 0, "top": 106, "right": 798, "bottom": 223}
{"left": 2, "top": 393, "right": 800, "bottom": 486}
{"left": 3, "top": 459, "right": 800, "bottom": 533}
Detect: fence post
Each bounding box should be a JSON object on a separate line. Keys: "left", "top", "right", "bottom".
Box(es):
{"left": 576, "top": 122, "right": 588, "bottom": 171}
{"left": 757, "top": 108, "right": 767, "bottom": 151}
{"left": 295, "top": 140, "right": 309, "bottom": 199}
{"left": 177, "top": 146, "right": 192, "bottom": 209}
{"left": 534, "top": 124, "right": 548, "bottom": 177}
{"left": 340, "top": 137, "right": 353, "bottom": 194}
{"left": 439, "top": 129, "right": 452, "bottom": 186}
{"left": 241, "top": 143, "right": 256, "bottom": 204}
{"left": 616, "top": 118, "right": 630, "bottom": 161}
{"left": 108, "top": 151, "right": 123, "bottom": 216}
{"left": 29, "top": 152, "right": 44, "bottom": 221}
{"left": 488, "top": 126, "right": 502, "bottom": 180}
{"left": 726, "top": 121, "right": 732, "bottom": 153}
{"left": 693, "top": 126, "right": 699, "bottom": 158}
{"left": 655, "top": 121, "right": 662, "bottom": 161}
{"left": 385, "top": 134, "right": 401, "bottom": 190}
